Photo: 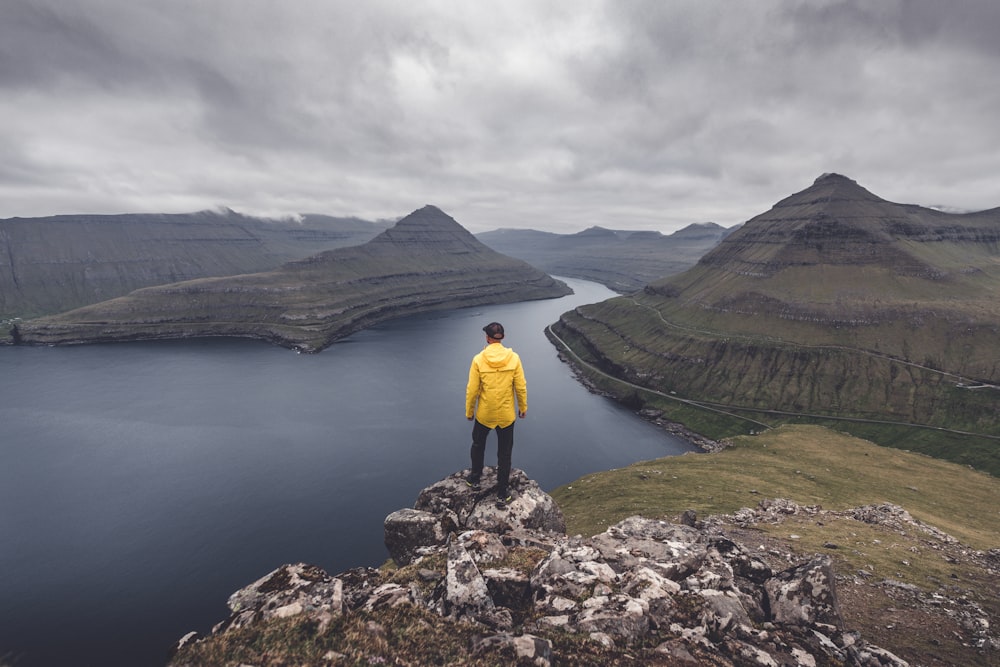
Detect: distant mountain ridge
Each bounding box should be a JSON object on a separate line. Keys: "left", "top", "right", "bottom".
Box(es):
{"left": 476, "top": 221, "right": 734, "bottom": 293}
{"left": 0, "top": 210, "right": 388, "bottom": 319}
{"left": 14, "top": 206, "right": 570, "bottom": 352}
{"left": 551, "top": 173, "right": 1000, "bottom": 474}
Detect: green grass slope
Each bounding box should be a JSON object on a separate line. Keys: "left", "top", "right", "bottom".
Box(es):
{"left": 550, "top": 174, "right": 1000, "bottom": 474}
{"left": 552, "top": 424, "right": 1000, "bottom": 666}
{"left": 552, "top": 425, "right": 998, "bottom": 547}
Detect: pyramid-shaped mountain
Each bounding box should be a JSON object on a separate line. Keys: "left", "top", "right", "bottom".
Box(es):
{"left": 551, "top": 174, "right": 1000, "bottom": 473}
{"left": 697, "top": 173, "right": 999, "bottom": 278}
{"left": 658, "top": 173, "right": 1000, "bottom": 330}
{"left": 15, "top": 206, "right": 570, "bottom": 352}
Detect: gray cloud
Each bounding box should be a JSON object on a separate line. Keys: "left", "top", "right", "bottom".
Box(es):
{"left": 1, "top": 0, "right": 998, "bottom": 232}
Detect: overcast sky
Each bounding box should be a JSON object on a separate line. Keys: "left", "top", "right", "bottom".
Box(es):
{"left": 2, "top": 1, "right": 998, "bottom": 233}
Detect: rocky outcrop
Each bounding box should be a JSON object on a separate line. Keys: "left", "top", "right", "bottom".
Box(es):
{"left": 172, "top": 471, "right": 909, "bottom": 666}
{"left": 718, "top": 497, "right": 999, "bottom": 657}
{"left": 14, "top": 206, "right": 570, "bottom": 351}
{"left": 385, "top": 469, "right": 565, "bottom": 566}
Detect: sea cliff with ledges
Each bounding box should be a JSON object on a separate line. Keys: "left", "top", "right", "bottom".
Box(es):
{"left": 550, "top": 175, "right": 1000, "bottom": 474}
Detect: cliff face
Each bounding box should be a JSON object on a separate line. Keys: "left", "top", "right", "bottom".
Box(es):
{"left": 0, "top": 210, "right": 386, "bottom": 319}
{"left": 550, "top": 174, "right": 1000, "bottom": 471}
{"left": 14, "top": 206, "right": 570, "bottom": 352}
{"left": 477, "top": 222, "right": 733, "bottom": 293}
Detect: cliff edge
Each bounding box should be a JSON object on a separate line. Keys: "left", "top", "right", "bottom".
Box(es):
{"left": 169, "top": 469, "right": 915, "bottom": 666}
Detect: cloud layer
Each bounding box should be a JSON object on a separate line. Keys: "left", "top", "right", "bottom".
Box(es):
{"left": 2, "top": 0, "right": 998, "bottom": 232}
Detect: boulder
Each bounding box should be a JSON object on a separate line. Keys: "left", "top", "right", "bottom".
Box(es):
{"left": 383, "top": 508, "right": 449, "bottom": 565}
{"left": 482, "top": 567, "right": 533, "bottom": 612}
{"left": 458, "top": 529, "right": 509, "bottom": 563}
{"left": 414, "top": 468, "right": 565, "bottom": 536}
{"left": 574, "top": 594, "right": 650, "bottom": 641}
{"left": 765, "top": 555, "right": 841, "bottom": 628}
{"left": 362, "top": 582, "right": 413, "bottom": 611}
{"left": 441, "top": 535, "right": 512, "bottom": 629}
{"left": 217, "top": 563, "right": 344, "bottom": 633}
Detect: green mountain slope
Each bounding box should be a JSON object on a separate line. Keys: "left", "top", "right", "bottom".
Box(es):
{"left": 13, "top": 206, "right": 570, "bottom": 352}
{"left": 550, "top": 174, "right": 1000, "bottom": 474}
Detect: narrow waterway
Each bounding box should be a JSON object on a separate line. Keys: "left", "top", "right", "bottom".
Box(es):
{"left": 0, "top": 277, "right": 697, "bottom": 666}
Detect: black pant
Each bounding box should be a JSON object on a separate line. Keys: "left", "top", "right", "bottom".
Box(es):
{"left": 470, "top": 419, "right": 514, "bottom": 494}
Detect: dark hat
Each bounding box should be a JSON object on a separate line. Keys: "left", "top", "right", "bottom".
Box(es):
{"left": 483, "top": 322, "right": 505, "bottom": 339}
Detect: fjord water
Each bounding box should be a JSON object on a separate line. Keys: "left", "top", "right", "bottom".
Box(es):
{"left": 0, "top": 278, "right": 696, "bottom": 667}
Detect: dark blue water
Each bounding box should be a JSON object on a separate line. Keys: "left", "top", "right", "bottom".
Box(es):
{"left": 0, "top": 278, "right": 697, "bottom": 666}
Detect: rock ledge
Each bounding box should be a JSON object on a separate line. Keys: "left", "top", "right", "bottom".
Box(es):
{"left": 171, "top": 470, "right": 909, "bottom": 666}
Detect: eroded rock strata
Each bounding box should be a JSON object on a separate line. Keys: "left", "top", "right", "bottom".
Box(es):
{"left": 550, "top": 174, "right": 1000, "bottom": 468}
{"left": 14, "top": 206, "right": 570, "bottom": 352}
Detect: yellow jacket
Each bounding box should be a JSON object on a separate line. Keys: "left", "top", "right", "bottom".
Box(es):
{"left": 466, "top": 342, "right": 527, "bottom": 428}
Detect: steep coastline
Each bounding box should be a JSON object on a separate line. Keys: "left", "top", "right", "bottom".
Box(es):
{"left": 12, "top": 206, "right": 570, "bottom": 352}
{"left": 549, "top": 174, "right": 1000, "bottom": 474}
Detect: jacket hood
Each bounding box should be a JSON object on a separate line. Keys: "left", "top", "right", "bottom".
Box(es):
{"left": 482, "top": 342, "right": 515, "bottom": 368}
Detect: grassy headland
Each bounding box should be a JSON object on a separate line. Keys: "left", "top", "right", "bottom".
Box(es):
{"left": 550, "top": 424, "right": 1000, "bottom": 665}
{"left": 551, "top": 424, "right": 998, "bottom": 548}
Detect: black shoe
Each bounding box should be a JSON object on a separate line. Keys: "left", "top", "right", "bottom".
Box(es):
{"left": 465, "top": 475, "right": 481, "bottom": 490}
{"left": 495, "top": 491, "right": 512, "bottom": 509}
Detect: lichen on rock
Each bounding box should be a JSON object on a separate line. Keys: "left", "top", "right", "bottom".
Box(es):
{"left": 170, "top": 471, "right": 911, "bottom": 666}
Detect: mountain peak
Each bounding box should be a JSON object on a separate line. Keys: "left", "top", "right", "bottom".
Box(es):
{"left": 813, "top": 172, "right": 855, "bottom": 185}
{"left": 367, "top": 205, "right": 486, "bottom": 254}
{"left": 695, "top": 174, "right": 981, "bottom": 278}
{"left": 772, "top": 173, "right": 886, "bottom": 211}
{"left": 16, "top": 201, "right": 571, "bottom": 351}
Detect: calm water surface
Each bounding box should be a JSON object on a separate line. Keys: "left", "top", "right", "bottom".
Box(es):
{"left": 0, "top": 278, "right": 697, "bottom": 666}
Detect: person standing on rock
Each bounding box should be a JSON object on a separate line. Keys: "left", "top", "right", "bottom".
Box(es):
{"left": 465, "top": 321, "right": 527, "bottom": 507}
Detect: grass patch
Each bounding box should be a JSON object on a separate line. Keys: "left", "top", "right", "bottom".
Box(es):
{"left": 810, "top": 419, "right": 1000, "bottom": 476}
{"left": 481, "top": 546, "right": 550, "bottom": 573}
{"left": 750, "top": 513, "right": 987, "bottom": 593}
{"left": 692, "top": 411, "right": 1000, "bottom": 477}
{"left": 172, "top": 606, "right": 491, "bottom": 666}
{"left": 551, "top": 424, "right": 1000, "bottom": 550}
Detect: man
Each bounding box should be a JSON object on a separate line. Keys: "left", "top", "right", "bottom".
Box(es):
{"left": 465, "top": 321, "right": 527, "bottom": 507}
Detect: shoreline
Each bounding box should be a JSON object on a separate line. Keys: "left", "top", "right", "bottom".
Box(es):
{"left": 554, "top": 349, "right": 727, "bottom": 454}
